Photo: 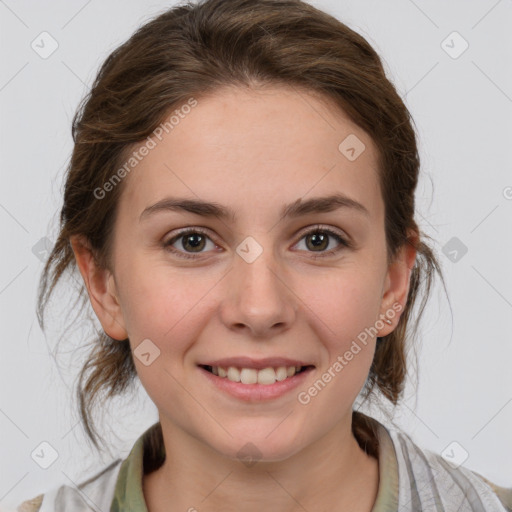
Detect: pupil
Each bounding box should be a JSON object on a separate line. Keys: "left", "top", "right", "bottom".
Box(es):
{"left": 308, "top": 232, "right": 327, "bottom": 251}
{"left": 184, "top": 233, "right": 204, "bottom": 252}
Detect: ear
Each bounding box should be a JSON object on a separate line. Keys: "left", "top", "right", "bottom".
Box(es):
{"left": 70, "top": 235, "right": 128, "bottom": 341}
{"left": 377, "top": 230, "right": 418, "bottom": 336}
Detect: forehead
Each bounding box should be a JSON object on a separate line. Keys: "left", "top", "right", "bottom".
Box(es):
{"left": 118, "top": 85, "right": 383, "bottom": 224}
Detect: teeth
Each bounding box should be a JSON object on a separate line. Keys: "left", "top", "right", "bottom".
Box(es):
{"left": 240, "top": 368, "right": 258, "bottom": 384}
{"left": 227, "top": 367, "right": 241, "bottom": 382}
{"left": 209, "top": 365, "right": 303, "bottom": 385}
{"left": 275, "top": 367, "right": 288, "bottom": 381}
{"left": 257, "top": 368, "right": 276, "bottom": 385}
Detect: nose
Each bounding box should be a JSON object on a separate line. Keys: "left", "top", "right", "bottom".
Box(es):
{"left": 219, "top": 248, "right": 297, "bottom": 339}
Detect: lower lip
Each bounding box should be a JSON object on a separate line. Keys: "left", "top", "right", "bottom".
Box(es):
{"left": 198, "top": 366, "right": 315, "bottom": 402}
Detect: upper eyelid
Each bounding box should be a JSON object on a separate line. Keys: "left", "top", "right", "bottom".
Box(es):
{"left": 295, "top": 224, "right": 347, "bottom": 238}
{"left": 165, "top": 226, "right": 218, "bottom": 244}
{"left": 165, "top": 224, "right": 348, "bottom": 249}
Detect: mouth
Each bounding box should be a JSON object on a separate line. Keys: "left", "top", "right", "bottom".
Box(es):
{"left": 198, "top": 364, "right": 315, "bottom": 385}
{"left": 197, "top": 362, "right": 315, "bottom": 402}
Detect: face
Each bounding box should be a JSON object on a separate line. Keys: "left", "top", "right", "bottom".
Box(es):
{"left": 78, "top": 85, "right": 412, "bottom": 462}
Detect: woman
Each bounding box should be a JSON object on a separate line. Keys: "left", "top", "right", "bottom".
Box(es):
{"left": 18, "top": 0, "right": 511, "bottom": 510}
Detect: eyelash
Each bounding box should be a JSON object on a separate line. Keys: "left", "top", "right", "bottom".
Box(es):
{"left": 162, "top": 225, "right": 351, "bottom": 260}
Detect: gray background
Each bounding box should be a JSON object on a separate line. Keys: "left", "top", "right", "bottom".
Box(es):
{"left": 1, "top": 0, "right": 511, "bottom": 509}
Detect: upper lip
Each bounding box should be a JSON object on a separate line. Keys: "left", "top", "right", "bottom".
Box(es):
{"left": 199, "top": 357, "right": 314, "bottom": 370}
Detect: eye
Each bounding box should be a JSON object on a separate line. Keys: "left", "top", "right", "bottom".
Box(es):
{"left": 163, "top": 225, "right": 351, "bottom": 260}
{"left": 163, "top": 228, "right": 219, "bottom": 260}
{"left": 293, "top": 225, "right": 350, "bottom": 258}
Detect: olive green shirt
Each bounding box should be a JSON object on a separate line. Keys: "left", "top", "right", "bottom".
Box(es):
{"left": 17, "top": 415, "right": 512, "bottom": 511}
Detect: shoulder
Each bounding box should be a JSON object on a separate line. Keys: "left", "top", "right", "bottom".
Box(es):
{"left": 387, "top": 426, "right": 512, "bottom": 512}
{"left": 16, "top": 494, "right": 43, "bottom": 512}
{"left": 16, "top": 459, "right": 123, "bottom": 512}
{"left": 472, "top": 472, "right": 512, "bottom": 512}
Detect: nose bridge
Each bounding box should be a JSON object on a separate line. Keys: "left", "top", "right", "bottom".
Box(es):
{"left": 220, "top": 238, "right": 296, "bottom": 336}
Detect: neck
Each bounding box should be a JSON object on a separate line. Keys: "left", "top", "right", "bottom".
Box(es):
{"left": 143, "top": 413, "right": 379, "bottom": 512}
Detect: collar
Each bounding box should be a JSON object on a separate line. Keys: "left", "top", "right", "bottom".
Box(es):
{"left": 110, "top": 422, "right": 160, "bottom": 512}
{"left": 109, "top": 414, "right": 400, "bottom": 512}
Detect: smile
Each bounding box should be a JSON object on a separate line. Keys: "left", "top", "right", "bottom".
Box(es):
{"left": 200, "top": 364, "right": 313, "bottom": 385}
{"left": 197, "top": 364, "right": 315, "bottom": 402}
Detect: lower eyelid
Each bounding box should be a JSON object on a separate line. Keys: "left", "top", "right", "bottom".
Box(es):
{"left": 164, "top": 230, "right": 216, "bottom": 254}
{"left": 164, "top": 227, "right": 349, "bottom": 258}
{"left": 293, "top": 230, "right": 349, "bottom": 254}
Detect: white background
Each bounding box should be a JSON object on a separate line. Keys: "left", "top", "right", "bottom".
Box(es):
{"left": 1, "top": 0, "right": 511, "bottom": 509}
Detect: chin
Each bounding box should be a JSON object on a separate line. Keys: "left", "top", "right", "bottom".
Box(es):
{"left": 206, "top": 424, "right": 308, "bottom": 465}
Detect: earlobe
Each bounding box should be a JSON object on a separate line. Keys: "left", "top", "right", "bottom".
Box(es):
{"left": 69, "top": 235, "right": 128, "bottom": 341}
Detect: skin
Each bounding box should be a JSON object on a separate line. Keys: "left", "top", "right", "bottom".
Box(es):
{"left": 71, "top": 85, "right": 417, "bottom": 512}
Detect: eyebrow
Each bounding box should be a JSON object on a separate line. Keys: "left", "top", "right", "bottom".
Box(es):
{"left": 139, "top": 193, "right": 370, "bottom": 223}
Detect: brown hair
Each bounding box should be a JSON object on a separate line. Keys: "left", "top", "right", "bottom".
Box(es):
{"left": 38, "top": 0, "right": 446, "bottom": 457}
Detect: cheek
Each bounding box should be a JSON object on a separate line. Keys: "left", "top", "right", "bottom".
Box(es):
{"left": 116, "top": 268, "right": 212, "bottom": 404}
{"left": 299, "top": 267, "right": 383, "bottom": 345}
{"left": 116, "top": 261, "right": 217, "bottom": 355}
{"left": 293, "top": 270, "right": 381, "bottom": 401}
{"left": 121, "top": 285, "right": 182, "bottom": 340}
